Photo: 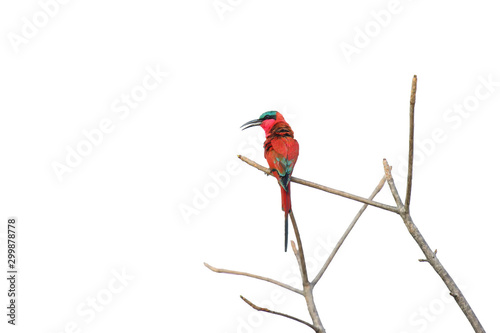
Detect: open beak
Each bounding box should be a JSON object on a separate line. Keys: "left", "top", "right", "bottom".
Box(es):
{"left": 241, "top": 118, "right": 262, "bottom": 130}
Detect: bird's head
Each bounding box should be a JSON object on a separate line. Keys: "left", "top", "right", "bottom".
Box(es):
{"left": 241, "top": 111, "right": 285, "bottom": 134}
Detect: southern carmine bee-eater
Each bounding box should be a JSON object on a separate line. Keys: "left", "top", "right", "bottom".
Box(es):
{"left": 241, "top": 111, "right": 299, "bottom": 252}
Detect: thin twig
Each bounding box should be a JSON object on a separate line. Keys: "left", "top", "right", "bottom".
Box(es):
{"left": 240, "top": 296, "right": 318, "bottom": 332}
{"left": 289, "top": 210, "right": 309, "bottom": 284}
{"left": 290, "top": 241, "right": 303, "bottom": 280}
{"left": 383, "top": 159, "right": 405, "bottom": 215}
{"left": 405, "top": 75, "right": 417, "bottom": 212}
{"left": 383, "top": 159, "right": 485, "bottom": 333}
{"left": 203, "top": 262, "right": 303, "bottom": 295}
{"left": 312, "top": 173, "right": 387, "bottom": 286}
{"left": 238, "top": 155, "right": 399, "bottom": 214}
{"left": 291, "top": 240, "right": 298, "bottom": 255}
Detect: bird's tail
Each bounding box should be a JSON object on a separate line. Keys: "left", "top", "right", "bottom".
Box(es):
{"left": 281, "top": 185, "right": 291, "bottom": 252}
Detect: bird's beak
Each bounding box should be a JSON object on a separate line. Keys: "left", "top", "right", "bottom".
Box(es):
{"left": 241, "top": 118, "right": 262, "bottom": 130}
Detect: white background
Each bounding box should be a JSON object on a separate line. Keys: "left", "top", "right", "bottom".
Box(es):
{"left": 1, "top": 1, "right": 499, "bottom": 332}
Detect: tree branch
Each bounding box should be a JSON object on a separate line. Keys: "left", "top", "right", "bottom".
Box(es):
{"left": 238, "top": 155, "right": 399, "bottom": 214}
{"left": 240, "top": 296, "right": 318, "bottom": 332}
{"left": 289, "top": 210, "right": 309, "bottom": 284}
{"left": 383, "top": 159, "right": 485, "bottom": 333}
{"left": 203, "top": 262, "right": 303, "bottom": 295}
{"left": 289, "top": 213, "right": 326, "bottom": 332}
{"left": 405, "top": 75, "right": 417, "bottom": 213}
{"left": 312, "top": 173, "right": 387, "bottom": 286}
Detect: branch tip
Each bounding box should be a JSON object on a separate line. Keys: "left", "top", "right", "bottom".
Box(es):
{"left": 405, "top": 74, "right": 417, "bottom": 213}
{"left": 383, "top": 159, "right": 393, "bottom": 180}
{"left": 204, "top": 262, "right": 303, "bottom": 295}
{"left": 240, "top": 295, "right": 317, "bottom": 330}
{"left": 410, "top": 75, "right": 417, "bottom": 105}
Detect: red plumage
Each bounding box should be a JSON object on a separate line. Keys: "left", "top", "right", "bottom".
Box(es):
{"left": 262, "top": 114, "right": 299, "bottom": 251}
{"left": 241, "top": 111, "right": 299, "bottom": 251}
{"left": 264, "top": 126, "right": 298, "bottom": 208}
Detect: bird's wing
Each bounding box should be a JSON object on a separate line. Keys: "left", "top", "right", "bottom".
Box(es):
{"left": 265, "top": 137, "right": 299, "bottom": 191}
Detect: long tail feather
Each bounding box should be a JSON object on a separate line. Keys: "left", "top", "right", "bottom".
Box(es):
{"left": 281, "top": 185, "right": 291, "bottom": 252}
{"left": 285, "top": 212, "right": 288, "bottom": 252}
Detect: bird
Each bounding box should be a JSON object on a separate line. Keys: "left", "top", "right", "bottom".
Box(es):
{"left": 241, "top": 111, "right": 299, "bottom": 251}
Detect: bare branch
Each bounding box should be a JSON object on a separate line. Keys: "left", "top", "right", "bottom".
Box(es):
{"left": 289, "top": 212, "right": 326, "bottom": 332}
{"left": 405, "top": 75, "right": 417, "bottom": 213}
{"left": 303, "top": 283, "right": 324, "bottom": 332}
{"left": 238, "top": 155, "right": 399, "bottom": 214}
{"left": 312, "top": 173, "right": 387, "bottom": 286}
{"left": 289, "top": 210, "right": 309, "bottom": 285}
{"left": 290, "top": 240, "right": 303, "bottom": 278}
{"left": 383, "top": 159, "right": 485, "bottom": 333}
{"left": 204, "top": 262, "right": 303, "bottom": 295}
{"left": 240, "top": 296, "right": 318, "bottom": 332}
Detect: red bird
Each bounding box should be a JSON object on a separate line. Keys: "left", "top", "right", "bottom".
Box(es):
{"left": 241, "top": 111, "right": 299, "bottom": 251}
